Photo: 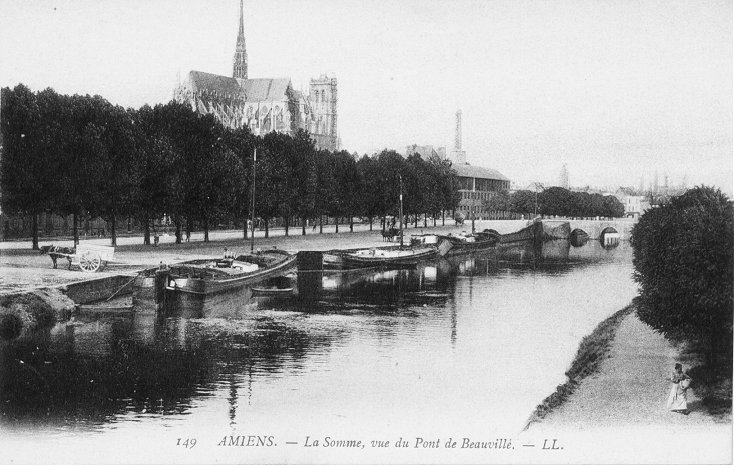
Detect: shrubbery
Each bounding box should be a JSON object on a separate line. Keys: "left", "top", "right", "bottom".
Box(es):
{"left": 631, "top": 186, "right": 733, "bottom": 366}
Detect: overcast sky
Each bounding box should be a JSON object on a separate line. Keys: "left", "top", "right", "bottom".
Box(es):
{"left": 1, "top": 0, "right": 731, "bottom": 193}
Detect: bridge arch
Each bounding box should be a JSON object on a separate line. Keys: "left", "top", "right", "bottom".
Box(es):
{"left": 570, "top": 228, "right": 589, "bottom": 247}
{"left": 600, "top": 227, "right": 620, "bottom": 248}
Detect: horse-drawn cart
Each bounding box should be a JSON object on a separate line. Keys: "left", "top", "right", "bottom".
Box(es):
{"left": 42, "top": 244, "right": 115, "bottom": 272}
{"left": 74, "top": 244, "right": 115, "bottom": 272}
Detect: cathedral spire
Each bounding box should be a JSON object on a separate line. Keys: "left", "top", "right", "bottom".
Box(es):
{"left": 233, "top": 0, "right": 248, "bottom": 80}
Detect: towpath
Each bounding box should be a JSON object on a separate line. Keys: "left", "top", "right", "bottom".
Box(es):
{"left": 526, "top": 311, "right": 731, "bottom": 463}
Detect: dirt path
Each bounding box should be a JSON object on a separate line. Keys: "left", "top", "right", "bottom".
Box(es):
{"left": 525, "top": 312, "right": 731, "bottom": 463}
{"left": 537, "top": 312, "right": 724, "bottom": 428}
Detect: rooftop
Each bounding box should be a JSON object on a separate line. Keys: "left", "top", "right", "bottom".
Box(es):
{"left": 452, "top": 163, "right": 510, "bottom": 182}
{"left": 185, "top": 71, "right": 292, "bottom": 102}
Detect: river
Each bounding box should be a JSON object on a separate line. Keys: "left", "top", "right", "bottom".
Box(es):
{"left": 0, "top": 240, "right": 638, "bottom": 463}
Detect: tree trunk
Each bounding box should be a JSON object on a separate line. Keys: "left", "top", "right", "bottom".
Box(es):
{"left": 175, "top": 217, "right": 182, "bottom": 244}
{"left": 265, "top": 220, "right": 269, "bottom": 238}
{"left": 442, "top": 211, "right": 445, "bottom": 226}
{"left": 369, "top": 216, "right": 373, "bottom": 231}
{"left": 319, "top": 216, "right": 323, "bottom": 234}
{"left": 143, "top": 220, "right": 150, "bottom": 245}
{"left": 243, "top": 218, "right": 248, "bottom": 240}
{"left": 335, "top": 217, "right": 339, "bottom": 233}
{"left": 31, "top": 214, "right": 39, "bottom": 250}
{"left": 302, "top": 217, "right": 306, "bottom": 236}
{"left": 110, "top": 214, "right": 117, "bottom": 247}
{"left": 423, "top": 212, "right": 427, "bottom": 228}
{"left": 203, "top": 216, "right": 209, "bottom": 242}
{"left": 186, "top": 218, "right": 192, "bottom": 242}
{"left": 73, "top": 212, "right": 79, "bottom": 246}
{"left": 350, "top": 215, "right": 354, "bottom": 232}
{"left": 285, "top": 216, "right": 289, "bottom": 237}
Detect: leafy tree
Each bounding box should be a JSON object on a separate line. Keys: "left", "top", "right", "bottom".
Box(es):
{"left": 221, "top": 126, "right": 254, "bottom": 239}
{"left": 631, "top": 186, "right": 733, "bottom": 366}
{"left": 483, "top": 189, "right": 511, "bottom": 213}
{"left": 538, "top": 186, "right": 574, "bottom": 216}
{"left": 0, "top": 85, "right": 57, "bottom": 249}
{"left": 258, "top": 132, "right": 290, "bottom": 237}
{"left": 404, "top": 154, "right": 427, "bottom": 227}
{"left": 356, "top": 155, "right": 381, "bottom": 230}
{"left": 131, "top": 103, "right": 181, "bottom": 245}
{"left": 330, "top": 150, "right": 363, "bottom": 232}
{"left": 601, "top": 195, "right": 624, "bottom": 218}
{"left": 509, "top": 190, "right": 537, "bottom": 215}
{"left": 436, "top": 159, "right": 461, "bottom": 224}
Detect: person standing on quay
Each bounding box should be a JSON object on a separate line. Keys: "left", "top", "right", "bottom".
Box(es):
{"left": 667, "top": 363, "right": 691, "bottom": 414}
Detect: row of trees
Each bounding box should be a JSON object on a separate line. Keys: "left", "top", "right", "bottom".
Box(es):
{"left": 0, "top": 85, "right": 462, "bottom": 248}
{"left": 484, "top": 186, "right": 624, "bottom": 218}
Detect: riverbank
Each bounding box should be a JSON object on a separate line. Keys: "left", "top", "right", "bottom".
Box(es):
{"left": 0, "top": 221, "right": 528, "bottom": 294}
{"left": 529, "top": 301, "right": 731, "bottom": 428}
{"left": 523, "top": 302, "right": 731, "bottom": 463}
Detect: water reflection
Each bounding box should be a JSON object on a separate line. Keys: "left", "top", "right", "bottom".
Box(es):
{"left": 1, "top": 240, "right": 636, "bottom": 435}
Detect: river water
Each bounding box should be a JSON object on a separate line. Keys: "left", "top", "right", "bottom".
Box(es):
{"left": 1, "top": 241, "right": 639, "bottom": 463}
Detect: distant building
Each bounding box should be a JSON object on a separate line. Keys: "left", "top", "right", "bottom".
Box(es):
{"left": 453, "top": 163, "right": 510, "bottom": 218}
{"left": 615, "top": 188, "right": 650, "bottom": 218}
{"left": 405, "top": 144, "right": 446, "bottom": 159}
{"left": 559, "top": 163, "right": 569, "bottom": 189}
{"left": 173, "top": 0, "right": 338, "bottom": 151}
{"left": 449, "top": 110, "right": 467, "bottom": 164}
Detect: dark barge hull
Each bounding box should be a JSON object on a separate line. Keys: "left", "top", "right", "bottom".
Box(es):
{"left": 437, "top": 235, "right": 498, "bottom": 256}
{"left": 166, "top": 253, "right": 297, "bottom": 296}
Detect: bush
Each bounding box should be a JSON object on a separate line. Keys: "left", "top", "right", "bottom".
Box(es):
{"left": 631, "top": 186, "right": 733, "bottom": 366}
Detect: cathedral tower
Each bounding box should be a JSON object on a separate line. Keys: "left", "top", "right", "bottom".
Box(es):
{"left": 233, "top": 0, "right": 248, "bottom": 80}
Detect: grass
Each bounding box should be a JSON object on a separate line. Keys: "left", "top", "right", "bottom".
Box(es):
{"left": 524, "top": 301, "right": 637, "bottom": 429}
{"left": 0, "top": 290, "right": 73, "bottom": 340}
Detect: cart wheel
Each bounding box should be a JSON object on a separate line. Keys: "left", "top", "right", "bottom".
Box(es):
{"left": 79, "top": 251, "right": 102, "bottom": 272}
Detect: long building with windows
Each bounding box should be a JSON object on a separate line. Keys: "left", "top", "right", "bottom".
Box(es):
{"left": 453, "top": 163, "right": 510, "bottom": 218}
{"left": 173, "top": 1, "right": 338, "bottom": 151}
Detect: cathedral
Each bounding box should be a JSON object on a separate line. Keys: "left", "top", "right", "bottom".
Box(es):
{"left": 173, "top": 1, "right": 339, "bottom": 151}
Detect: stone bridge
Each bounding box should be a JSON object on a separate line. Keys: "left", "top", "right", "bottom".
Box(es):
{"left": 567, "top": 219, "right": 636, "bottom": 241}
{"left": 475, "top": 218, "right": 637, "bottom": 241}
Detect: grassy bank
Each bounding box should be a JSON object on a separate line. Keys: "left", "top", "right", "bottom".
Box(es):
{"left": 524, "top": 301, "right": 637, "bottom": 429}
{"left": 0, "top": 289, "right": 75, "bottom": 340}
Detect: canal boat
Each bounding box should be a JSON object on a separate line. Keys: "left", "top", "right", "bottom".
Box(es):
{"left": 341, "top": 245, "right": 438, "bottom": 268}
{"left": 541, "top": 220, "right": 571, "bottom": 240}
{"left": 436, "top": 230, "right": 499, "bottom": 255}
{"left": 164, "top": 249, "right": 296, "bottom": 296}
{"left": 499, "top": 219, "right": 542, "bottom": 244}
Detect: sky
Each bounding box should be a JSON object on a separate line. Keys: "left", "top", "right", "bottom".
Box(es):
{"left": 1, "top": 0, "right": 731, "bottom": 194}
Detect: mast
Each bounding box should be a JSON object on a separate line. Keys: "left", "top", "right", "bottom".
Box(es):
{"left": 399, "top": 175, "right": 404, "bottom": 247}
{"left": 250, "top": 148, "right": 256, "bottom": 252}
